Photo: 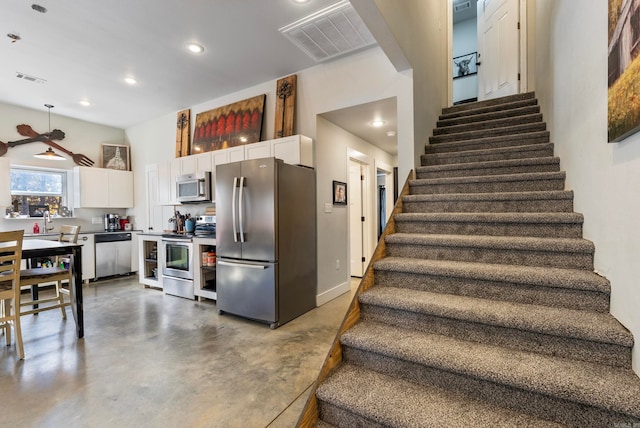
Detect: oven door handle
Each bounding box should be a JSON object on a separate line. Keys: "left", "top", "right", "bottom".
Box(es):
{"left": 218, "top": 260, "right": 266, "bottom": 270}
{"left": 238, "top": 176, "right": 245, "bottom": 243}
{"left": 232, "top": 176, "right": 239, "bottom": 242}
{"left": 161, "top": 237, "right": 193, "bottom": 243}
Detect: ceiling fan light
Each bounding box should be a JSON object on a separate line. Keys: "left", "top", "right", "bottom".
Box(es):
{"left": 34, "top": 147, "right": 65, "bottom": 160}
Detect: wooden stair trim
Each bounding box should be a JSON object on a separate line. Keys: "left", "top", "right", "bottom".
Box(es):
{"left": 296, "top": 170, "right": 415, "bottom": 428}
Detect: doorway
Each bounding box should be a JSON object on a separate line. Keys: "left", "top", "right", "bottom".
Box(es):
{"left": 450, "top": 0, "right": 528, "bottom": 104}
{"left": 349, "top": 158, "right": 369, "bottom": 278}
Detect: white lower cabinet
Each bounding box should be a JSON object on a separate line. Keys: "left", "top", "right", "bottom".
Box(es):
{"left": 78, "top": 233, "right": 96, "bottom": 282}
{"left": 193, "top": 237, "right": 216, "bottom": 301}
{"left": 0, "top": 158, "right": 10, "bottom": 207}
{"left": 138, "top": 235, "right": 162, "bottom": 289}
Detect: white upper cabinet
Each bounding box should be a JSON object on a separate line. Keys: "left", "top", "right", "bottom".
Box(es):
{"left": 271, "top": 135, "right": 313, "bottom": 167}
{"left": 212, "top": 146, "right": 244, "bottom": 167}
{"left": 0, "top": 158, "right": 11, "bottom": 207}
{"left": 73, "top": 167, "right": 134, "bottom": 208}
{"left": 150, "top": 135, "right": 313, "bottom": 207}
{"left": 180, "top": 151, "right": 212, "bottom": 174}
{"left": 245, "top": 141, "right": 271, "bottom": 160}
{"left": 157, "top": 158, "right": 181, "bottom": 205}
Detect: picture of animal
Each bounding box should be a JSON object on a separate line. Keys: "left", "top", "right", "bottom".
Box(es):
{"left": 453, "top": 52, "right": 478, "bottom": 79}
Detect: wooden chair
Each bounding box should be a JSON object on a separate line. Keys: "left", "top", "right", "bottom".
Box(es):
{"left": 0, "top": 230, "right": 25, "bottom": 359}
{"left": 20, "top": 225, "right": 80, "bottom": 318}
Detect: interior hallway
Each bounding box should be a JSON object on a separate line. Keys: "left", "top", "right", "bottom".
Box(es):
{"left": 1, "top": 276, "right": 358, "bottom": 427}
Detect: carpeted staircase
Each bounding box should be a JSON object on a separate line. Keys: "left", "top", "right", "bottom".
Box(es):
{"left": 311, "top": 93, "right": 640, "bottom": 427}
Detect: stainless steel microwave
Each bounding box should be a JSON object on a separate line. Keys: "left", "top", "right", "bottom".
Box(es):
{"left": 176, "top": 171, "right": 212, "bottom": 203}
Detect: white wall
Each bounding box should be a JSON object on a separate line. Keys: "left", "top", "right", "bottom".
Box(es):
{"left": 315, "top": 116, "right": 397, "bottom": 304}
{"left": 126, "top": 47, "right": 412, "bottom": 304}
{"left": 374, "top": 0, "right": 449, "bottom": 167}
{"left": 453, "top": 18, "right": 479, "bottom": 103}
{"left": 535, "top": 0, "right": 640, "bottom": 376}
{"left": 0, "top": 102, "right": 128, "bottom": 234}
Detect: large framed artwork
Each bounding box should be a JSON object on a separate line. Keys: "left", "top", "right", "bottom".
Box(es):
{"left": 192, "top": 94, "right": 266, "bottom": 153}
{"left": 608, "top": 0, "right": 640, "bottom": 142}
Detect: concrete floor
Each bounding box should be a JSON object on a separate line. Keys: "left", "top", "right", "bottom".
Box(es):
{"left": 1, "top": 276, "right": 357, "bottom": 427}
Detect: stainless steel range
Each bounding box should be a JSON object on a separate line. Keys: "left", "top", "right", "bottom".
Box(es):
{"left": 161, "top": 236, "right": 194, "bottom": 299}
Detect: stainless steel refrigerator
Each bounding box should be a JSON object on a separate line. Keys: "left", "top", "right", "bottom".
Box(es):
{"left": 215, "top": 157, "right": 317, "bottom": 328}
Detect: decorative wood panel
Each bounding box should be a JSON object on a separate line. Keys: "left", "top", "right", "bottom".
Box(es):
{"left": 176, "top": 109, "right": 190, "bottom": 158}
{"left": 274, "top": 74, "right": 297, "bottom": 139}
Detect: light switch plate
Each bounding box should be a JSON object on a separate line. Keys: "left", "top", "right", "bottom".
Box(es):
{"left": 324, "top": 203, "right": 332, "bottom": 213}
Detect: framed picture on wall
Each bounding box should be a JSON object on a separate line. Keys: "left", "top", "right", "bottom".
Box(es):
{"left": 453, "top": 52, "right": 478, "bottom": 79}
{"left": 333, "top": 181, "right": 347, "bottom": 205}
{"left": 608, "top": 0, "right": 640, "bottom": 142}
{"left": 101, "top": 144, "right": 130, "bottom": 170}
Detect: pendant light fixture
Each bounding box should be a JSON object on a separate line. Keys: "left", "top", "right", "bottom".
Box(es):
{"left": 34, "top": 104, "right": 65, "bottom": 160}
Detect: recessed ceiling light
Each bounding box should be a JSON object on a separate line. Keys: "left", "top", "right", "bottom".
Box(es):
{"left": 386, "top": 130, "right": 397, "bottom": 137}
{"left": 124, "top": 76, "right": 138, "bottom": 85}
{"left": 292, "top": 0, "right": 310, "bottom": 3}
{"left": 369, "top": 119, "right": 386, "bottom": 128}
{"left": 186, "top": 42, "right": 205, "bottom": 54}
{"left": 79, "top": 100, "right": 91, "bottom": 107}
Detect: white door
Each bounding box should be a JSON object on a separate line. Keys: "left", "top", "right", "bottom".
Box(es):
{"left": 476, "top": 0, "right": 520, "bottom": 100}
{"left": 349, "top": 161, "right": 364, "bottom": 277}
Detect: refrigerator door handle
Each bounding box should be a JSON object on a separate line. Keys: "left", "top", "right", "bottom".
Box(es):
{"left": 238, "top": 176, "right": 246, "bottom": 243}
{"left": 232, "top": 176, "right": 239, "bottom": 242}
{"left": 218, "top": 260, "right": 267, "bottom": 270}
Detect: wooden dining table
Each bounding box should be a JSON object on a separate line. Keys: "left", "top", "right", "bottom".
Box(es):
{"left": 22, "top": 239, "right": 84, "bottom": 338}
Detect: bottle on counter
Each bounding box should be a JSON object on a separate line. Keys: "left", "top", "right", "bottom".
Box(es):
{"left": 33, "top": 222, "right": 40, "bottom": 234}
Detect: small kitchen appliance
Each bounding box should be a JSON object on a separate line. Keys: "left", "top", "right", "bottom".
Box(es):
{"left": 104, "top": 213, "right": 120, "bottom": 231}
{"left": 176, "top": 171, "right": 212, "bottom": 203}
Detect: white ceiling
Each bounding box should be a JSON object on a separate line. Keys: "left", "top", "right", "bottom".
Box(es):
{"left": 321, "top": 97, "right": 397, "bottom": 155}
{"left": 1, "top": 0, "right": 398, "bottom": 155}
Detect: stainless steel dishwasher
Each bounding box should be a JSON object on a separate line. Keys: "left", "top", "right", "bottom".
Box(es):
{"left": 95, "top": 232, "right": 132, "bottom": 279}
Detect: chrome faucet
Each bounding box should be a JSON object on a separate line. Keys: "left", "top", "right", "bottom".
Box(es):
{"left": 43, "top": 210, "right": 54, "bottom": 233}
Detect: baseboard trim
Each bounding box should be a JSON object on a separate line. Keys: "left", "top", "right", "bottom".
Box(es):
{"left": 316, "top": 281, "right": 350, "bottom": 306}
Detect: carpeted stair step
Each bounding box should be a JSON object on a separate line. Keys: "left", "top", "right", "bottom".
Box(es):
{"left": 416, "top": 157, "right": 561, "bottom": 179}
{"left": 313, "top": 420, "right": 335, "bottom": 428}
{"left": 373, "top": 257, "right": 611, "bottom": 312}
{"left": 438, "top": 102, "right": 540, "bottom": 126}
{"left": 433, "top": 113, "right": 543, "bottom": 136}
{"left": 340, "top": 321, "right": 640, "bottom": 427}
{"left": 394, "top": 212, "right": 583, "bottom": 238}
{"left": 316, "top": 363, "right": 563, "bottom": 428}
{"left": 384, "top": 233, "right": 594, "bottom": 269}
{"left": 424, "top": 131, "right": 551, "bottom": 157}
{"left": 423, "top": 142, "right": 554, "bottom": 167}
{"left": 409, "top": 171, "right": 565, "bottom": 195}
{"left": 359, "top": 287, "right": 632, "bottom": 368}
{"left": 402, "top": 190, "right": 574, "bottom": 213}
{"left": 442, "top": 92, "right": 536, "bottom": 115}
{"left": 429, "top": 122, "right": 547, "bottom": 145}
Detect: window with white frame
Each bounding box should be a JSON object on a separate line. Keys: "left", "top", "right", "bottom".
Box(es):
{"left": 9, "top": 166, "right": 68, "bottom": 216}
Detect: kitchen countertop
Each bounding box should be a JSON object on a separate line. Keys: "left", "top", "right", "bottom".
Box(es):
{"left": 25, "top": 230, "right": 143, "bottom": 238}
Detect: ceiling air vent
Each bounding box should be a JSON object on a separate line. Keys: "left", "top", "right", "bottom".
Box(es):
{"left": 16, "top": 72, "right": 46, "bottom": 84}
{"left": 279, "top": 0, "right": 376, "bottom": 62}
{"left": 454, "top": 1, "right": 471, "bottom": 13}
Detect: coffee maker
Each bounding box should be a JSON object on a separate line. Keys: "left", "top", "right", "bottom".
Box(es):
{"left": 104, "top": 213, "right": 120, "bottom": 231}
